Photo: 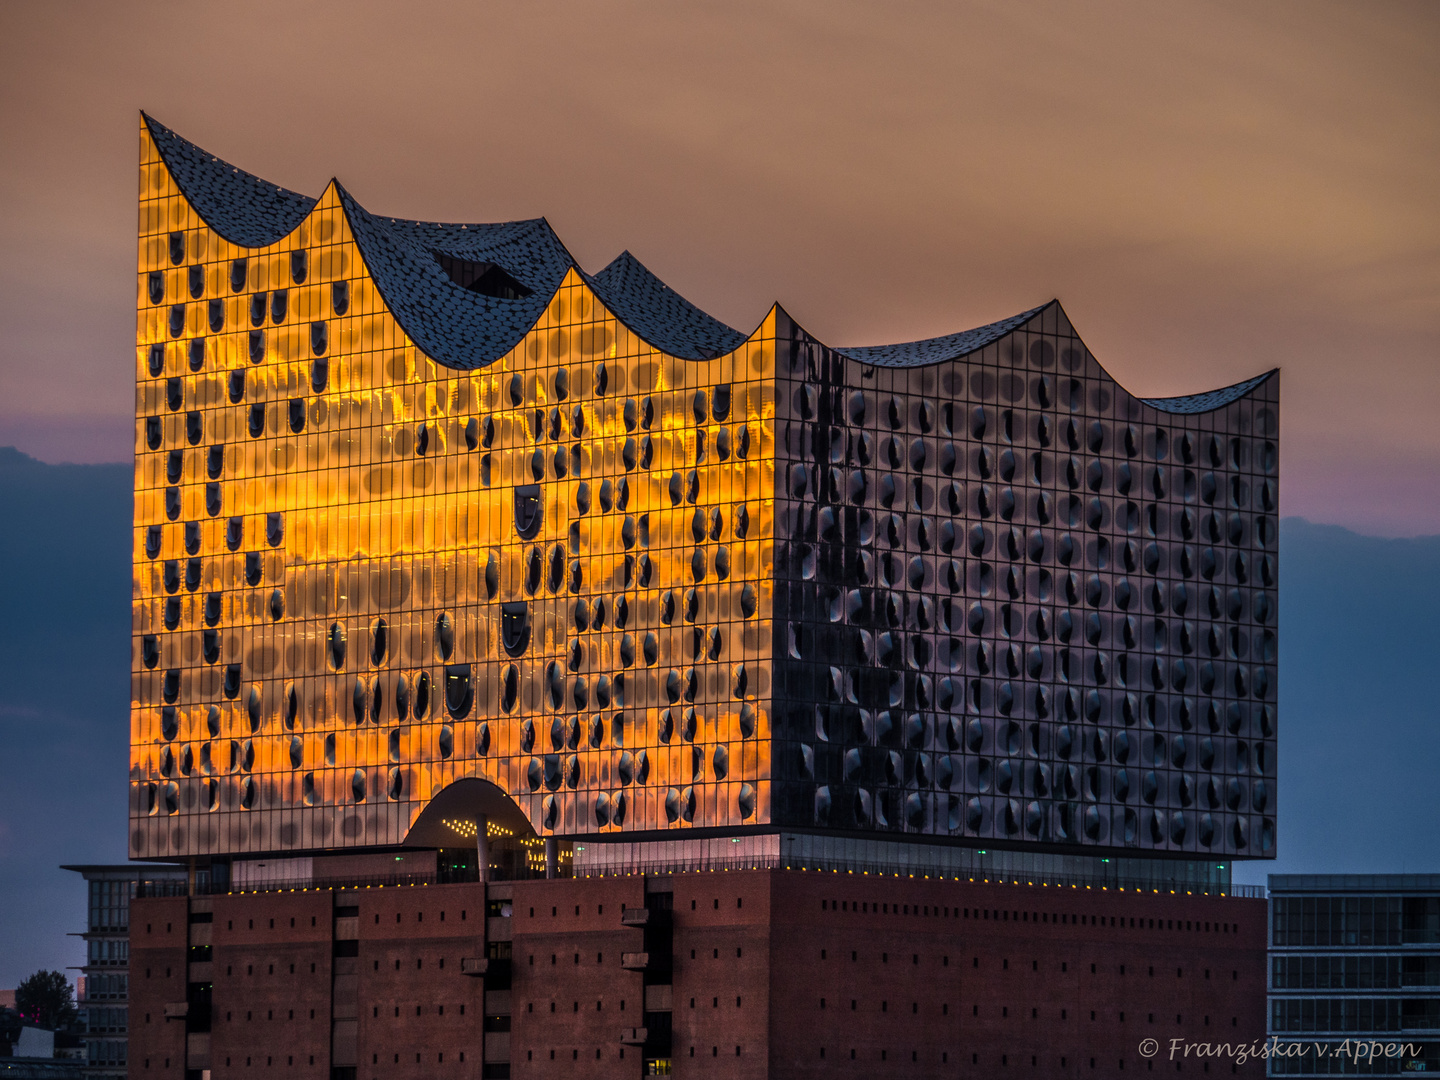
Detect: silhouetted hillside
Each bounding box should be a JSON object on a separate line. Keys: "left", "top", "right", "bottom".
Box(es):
{"left": 0, "top": 448, "right": 132, "bottom": 984}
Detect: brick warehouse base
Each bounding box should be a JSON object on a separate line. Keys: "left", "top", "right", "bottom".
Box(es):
{"left": 129, "top": 870, "right": 1266, "bottom": 1079}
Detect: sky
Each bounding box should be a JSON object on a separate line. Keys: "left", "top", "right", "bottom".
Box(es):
{"left": 1, "top": 0, "right": 1439, "bottom": 986}
{"left": 1, "top": 0, "right": 1438, "bottom": 532}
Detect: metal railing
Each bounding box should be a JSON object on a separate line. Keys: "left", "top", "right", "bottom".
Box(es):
{"left": 575, "top": 853, "right": 1264, "bottom": 899}
{"left": 135, "top": 861, "right": 1261, "bottom": 899}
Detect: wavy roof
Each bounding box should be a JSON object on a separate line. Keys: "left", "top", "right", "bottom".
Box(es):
{"left": 143, "top": 114, "right": 1273, "bottom": 409}
{"left": 1140, "top": 370, "right": 1278, "bottom": 414}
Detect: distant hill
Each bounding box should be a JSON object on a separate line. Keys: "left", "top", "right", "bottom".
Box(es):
{"left": 1237, "top": 519, "right": 1440, "bottom": 884}
{"left": 0, "top": 448, "right": 132, "bottom": 985}
{"left": 1, "top": 446, "right": 1436, "bottom": 979}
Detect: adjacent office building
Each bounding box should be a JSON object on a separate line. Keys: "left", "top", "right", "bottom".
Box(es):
{"left": 1269, "top": 875, "right": 1440, "bottom": 1075}
{"left": 119, "top": 112, "right": 1278, "bottom": 1077}
{"left": 61, "top": 865, "right": 187, "bottom": 1080}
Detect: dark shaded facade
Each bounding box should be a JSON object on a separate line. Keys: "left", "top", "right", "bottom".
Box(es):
{"left": 1268, "top": 874, "right": 1440, "bottom": 1075}
{"left": 769, "top": 308, "right": 1277, "bottom": 858}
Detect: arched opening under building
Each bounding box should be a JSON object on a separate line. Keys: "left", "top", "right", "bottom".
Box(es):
{"left": 405, "top": 777, "right": 571, "bottom": 881}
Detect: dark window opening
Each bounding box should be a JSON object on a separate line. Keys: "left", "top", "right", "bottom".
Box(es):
{"left": 166, "top": 378, "right": 183, "bottom": 411}
{"left": 502, "top": 602, "right": 531, "bottom": 657}
{"left": 270, "top": 289, "right": 287, "bottom": 324}
{"left": 289, "top": 399, "right": 305, "bottom": 434}
{"left": 207, "top": 444, "right": 226, "bottom": 479}
{"left": 266, "top": 512, "right": 284, "bottom": 547}
{"left": 435, "top": 612, "right": 455, "bottom": 659}
{"left": 248, "top": 404, "right": 265, "bottom": 438}
{"left": 244, "top": 552, "right": 262, "bottom": 586}
{"left": 186, "top": 411, "right": 203, "bottom": 445}
{"left": 168, "top": 231, "right": 185, "bottom": 265}
{"left": 332, "top": 280, "right": 349, "bottom": 315}
{"left": 148, "top": 342, "right": 165, "bottom": 376}
{"left": 148, "top": 271, "right": 165, "bottom": 305}
{"left": 433, "top": 252, "right": 532, "bottom": 299}
{"left": 146, "top": 524, "right": 163, "bottom": 559}
{"left": 311, "top": 357, "right": 328, "bottom": 393}
{"left": 208, "top": 299, "right": 224, "bottom": 333}
{"left": 445, "top": 664, "right": 474, "bottom": 719}
{"left": 514, "top": 485, "right": 543, "bottom": 539}
{"left": 230, "top": 259, "right": 247, "bottom": 293}
{"left": 248, "top": 329, "right": 264, "bottom": 363}
{"left": 226, "top": 516, "right": 244, "bottom": 551}
{"left": 185, "top": 558, "right": 202, "bottom": 591}
{"left": 291, "top": 250, "right": 307, "bottom": 284}
{"left": 142, "top": 635, "right": 160, "bottom": 669}
{"left": 310, "top": 321, "right": 327, "bottom": 356}
{"left": 169, "top": 304, "right": 186, "bottom": 337}
{"left": 328, "top": 623, "right": 347, "bottom": 669}
{"left": 188, "top": 264, "right": 204, "bottom": 299}
{"left": 167, "top": 450, "right": 184, "bottom": 484}
{"left": 184, "top": 521, "right": 201, "bottom": 555}
{"left": 189, "top": 338, "right": 206, "bottom": 372}
{"left": 223, "top": 664, "right": 242, "bottom": 699}
{"left": 250, "top": 293, "right": 267, "bottom": 327}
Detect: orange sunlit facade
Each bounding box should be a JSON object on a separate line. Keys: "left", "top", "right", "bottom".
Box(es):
{"left": 131, "top": 119, "right": 777, "bottom": 862}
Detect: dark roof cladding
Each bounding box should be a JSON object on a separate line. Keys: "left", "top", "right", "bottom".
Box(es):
{"left": 143, "top": 113, "right": 1273, "bottom": 410}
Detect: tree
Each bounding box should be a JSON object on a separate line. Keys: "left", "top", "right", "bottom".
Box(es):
{"left": 14, "top": 971, "right": 77, "bottom": 1031}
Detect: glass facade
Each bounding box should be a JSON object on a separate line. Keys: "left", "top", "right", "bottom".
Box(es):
{"left": 1269, "top": 875, "right": 1440, "bottom": 1075}
{"left": 129, "top": 114, "right": 1277, "bottom": 865}
{"left": 770, "top": 310, "right": 1278, "bottom": 859}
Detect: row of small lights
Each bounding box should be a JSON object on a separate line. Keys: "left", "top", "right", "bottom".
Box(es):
{"left": 572, "top": 868, "right": 1227, "bottom": 897}
{"left": 225, "top": 876, "right": 1226, "bottom": 897}
{"left": 220, "top": 832, "right": 1227, "bottom": 898}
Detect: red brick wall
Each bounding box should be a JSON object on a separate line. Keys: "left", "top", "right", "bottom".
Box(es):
{"left": 508, "top": 876, "right": 646, "bottom": 1079}
{"left": 129, "top": 870, "right": 1266, "bottom": 1080}
{"left": 129, "top": 896, "right": 188, "bottom": 1075}
{"left": 766, "top": 872, "right": 1267, "bottom": 1079}
{"left": 347, "top": 881, "right": 485, "bottom": 1078}
{"left": 208, "top": 890, "right": 332, "bottom": 1075}
{"left": 668, "top": 872, "right": 772, "bottom": 1079}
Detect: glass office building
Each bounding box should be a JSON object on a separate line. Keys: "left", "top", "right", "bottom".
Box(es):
{"left": 1270, "top": 875, "right": 1440, "bottom": 1074}
{"left": 62, "top": 865, "right": 188, "bottom": 1080}
{"left": 129, "top": 113, "right": 1278, "bottom": 872}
